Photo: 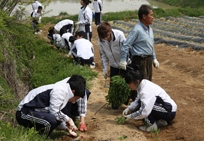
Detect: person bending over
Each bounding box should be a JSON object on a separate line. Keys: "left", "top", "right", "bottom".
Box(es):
{"left": 123, "top": 70, "right": 177, "bottom": 132}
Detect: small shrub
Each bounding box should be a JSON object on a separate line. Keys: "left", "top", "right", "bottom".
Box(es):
{"left": 105, "top": 75, "right": 130, "bottom": 109}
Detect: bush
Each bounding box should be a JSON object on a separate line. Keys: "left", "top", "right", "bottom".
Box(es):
{"left": 106, "top": 76, "right": 130, "bottom": 109}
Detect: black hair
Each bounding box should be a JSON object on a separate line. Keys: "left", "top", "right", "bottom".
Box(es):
{"left": 138, "top": 4, "right": 152, "bottom": 20}
{"left": 75, "top": 31, "right": 86, "bottom": 39}
{"left": 69, "top": 81, "right": 85, "bottom": 98}
{"left": 69, "top": 36, "right": 76, "bottom": 43}
{"left": 38, "top": 6, "right": 43, "bottom": 10}
{"left": 125, "top": 70, "right": 144, "bottom": 84}
{"left": 68, "top": 74, "right": 86, "bottom": 86}
{"left": 82, "top": 0, "right": 91, "bottom": 5}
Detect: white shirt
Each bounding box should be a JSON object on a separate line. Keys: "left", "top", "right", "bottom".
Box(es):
{"left": 129, "top": 79, "right": 177, "bottom": 120}
{"left": 54, "top": 19, "right": 74, "bottom": 33}
{"left": 78, "top": 6, "right": 92, "bottom": 32}
{"left": 98, "top": 29, "right": 126, "bottom": 71}
{"left": 73, "top": 38, "right": 94, "bottom": 59}
{"left": 53, "top": 34, "right": 65, "bottom": 48}
{"left": 32, "top": 9, "right": 41, "bottom": 19}
{"left": 32, "top": 1, "right": 42, "bottom": 11}
{"left": 62, "top": 32, "right": 73, "bottom": 49}
{"left": 93, "top": 0, "right": 103, "bottom": 13}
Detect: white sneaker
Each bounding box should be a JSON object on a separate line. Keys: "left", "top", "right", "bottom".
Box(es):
{"left": 139, "top": 122, "right": 158, "bottom": 132}
{"left": 39, "top": 30, "right": 43, "bottom": 32}
{"left": 156, "top": 119, "right": 168, "bottom": 127}
{"left": 90, "top": 62, "right": 95, "bottom": 69}
{"left": 35, "top": 32, "right": 39, "bottom": 34}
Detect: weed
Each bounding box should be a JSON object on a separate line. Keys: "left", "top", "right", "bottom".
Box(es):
{"left": 115, "top": 116, "right": 126, "bottom": 124}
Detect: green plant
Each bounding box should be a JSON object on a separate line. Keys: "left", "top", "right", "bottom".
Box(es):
{"left": 105, "top": 75, "right": 130, "bottom": 109}
{"left": 151, "top": 128, "right": 160, "bottom": 140}
{"left": 118, "top": 135, "right": 127, "bottom": 140}
{"left": 115, "top": 116, "right": 126, "bottom": 124}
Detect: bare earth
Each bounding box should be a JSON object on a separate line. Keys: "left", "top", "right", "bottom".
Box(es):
{"left": 40, "top": 24, "right": 204, "bottom": 141}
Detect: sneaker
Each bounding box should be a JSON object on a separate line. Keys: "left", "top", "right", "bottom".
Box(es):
{"left": 35, "top": 32, "right": 39, "bottom": 34}
{"left": 90, "top": 62, "right": 95, "bottom": 69}
{"left": 139, "top": 122, "right": 158, "bottom": 132}
{"left": 156, "top": 119, "right": 168, "bottom": 127}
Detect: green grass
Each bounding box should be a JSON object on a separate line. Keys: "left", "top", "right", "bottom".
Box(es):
{"left": 0, "top": 10, "right": 97, "bottom": 141}
{"left": 42, "top": 6, "right": 204, "bottom": 24}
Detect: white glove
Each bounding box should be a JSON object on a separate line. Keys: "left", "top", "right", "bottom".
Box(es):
{"left": 153, "top": 59, "right": 159, "bottom": 68}
{"left": 122, "top": 107, "right": 131, "bottom": 116}
{"left": 76, "top": 21, "right": 81, "bottom": 25}
{"left": 67, "top": 118, "right": 78, "bottom": 131}
{"left": 103, "top": 69, "right": 108, "bottom": 79}
{"left": 123, "top": 114, "right": 132, "bottom": 121}
{"left": 119, "top": 60, "right": 127, "bottom": 70}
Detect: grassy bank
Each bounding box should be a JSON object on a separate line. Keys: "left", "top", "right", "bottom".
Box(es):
{"left": 43, "top": 6, "right": 204, "bottom": 24}
{"left": 0, "top": 10, "right": 97, "bottom": 141}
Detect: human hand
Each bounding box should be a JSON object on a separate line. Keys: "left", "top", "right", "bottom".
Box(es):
{"left": 103, "top": 69, "right": 108, "bottom": 79}
{"left": 79, "top": 122, "right": 87, "bottom": 132}
{"left": 119, "top": 60, "right": 127, "bottom": 70}
{"left": 123, "top": 114, "right": 131, "bottom": 121}
{"left": 122, "top": 107, "right": 131, "bottom": 116}
{"left": 67, "top": 118, "right": 78, "bottom": 131}
{"left": 153, "top": 59, "right": 159, "bottom": 68}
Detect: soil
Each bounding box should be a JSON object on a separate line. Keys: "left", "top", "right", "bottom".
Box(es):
{"left": 39, "top": 23, "right": 204, "bottom": 141}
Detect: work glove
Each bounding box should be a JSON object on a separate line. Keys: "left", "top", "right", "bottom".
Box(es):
{"left": 153, "top": 59, "right": 159, "bottom": 68}
{"left": 123, "top": 114, "right": 132, "bottom": 121}
{"left": 67, "top": 118, "right": 78, "bottom": 131}
{"left": 103, "top": 69, "right": 108, "bottom": 79}
{"left": 76, "top": 21, "right": 81, "bottom": 25}
{"left": 122, "top": 107, "right": 131, "bottom": 116}
{"left": 79, "top": 122, "right": 87, "bottom": 132}
{"left": 119, "top": 60, "right": 127, "bottom": 70}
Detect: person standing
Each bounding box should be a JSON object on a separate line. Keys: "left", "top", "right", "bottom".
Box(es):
{"left": 122, "top": 70, "right": 177, "bottom": 132}
{"left": 119, "top": 5, "right": 159, "bottom": 81}
{"left": 15, "top": 75, "right": 86, "bottom": 137}
{"left": 77, "top": 0, "right": 93, "bottom": 41}
{"left": 31, "top": 6, "right": 42, "bottom": 34}
{"left": 97, "top": 22, "right": 128, "bottom": 78}
{"left": 93, "top": 0, "right": 103, "bottom": 26}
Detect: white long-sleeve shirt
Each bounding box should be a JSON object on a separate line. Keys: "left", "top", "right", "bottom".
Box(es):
{"left": 72, "top": 38, "right": 94, "bottom": 59}
{"left": 129, "top": 79, "right": 177, "bottom": 120}
{"left": 32, "top": 0, "right": 42, "bottom": 11}
{"left": 93, "top": 0, "right": 103, "bottom": 13}
{"left": 78, "top": 6, "right": 92, "bottom": 32}
{"left": 54, "top": 19, "right": 74, "bottom": 33}
{"left": 55, "top": 77, "right": 88, "bottom": 117}
{"left": 98, "top": 29, "right": 126, "bottom": 71}
{"left": 17, "top": 83, "right": 74, "bottom": 123}
{"left": 62, "top": 32, "right": 73, "bottom": 49}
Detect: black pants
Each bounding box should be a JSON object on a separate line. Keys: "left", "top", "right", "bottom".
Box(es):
{"left": 131, "top": 55, "right": 153, "bottom": 81}
{"left": 110, "top": 66, "right": 126, "bottom": 78}
{"left": 32, "top": 20, "right": 39, "bottom": 32}
{"left": 60, "top": 24, "right": 73, "bottom": 36}
{"left": 74, "top": 56, "right": 94, "bottom": 66}
{"left": 94, "top": 12, "right": 101, "bottom": 25}
{"left": 16, "top": 109, "right": 61, "bottom": 137}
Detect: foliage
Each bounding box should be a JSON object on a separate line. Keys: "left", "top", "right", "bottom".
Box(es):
{"left": 115, "top": 116, "right": 126, "bottom": 124}
{"left": 0, "top": 121, "right": 53, "bottom": 141}
{"left": 106, "top": 76, "right": 130, "bottom": 109}
{"left": 154, "top": 0, "right": 204, "bottom": 8}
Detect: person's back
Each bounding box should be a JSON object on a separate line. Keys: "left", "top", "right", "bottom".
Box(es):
{"left": 54, "top": 19, "right": 74, "bottom": 33}
{"left": 138, "top": 79, "right": 177, "bottom": 112}
{"left": 74, "top": 38, "right": 94, "bottom": 59}
{"left": 32, "top": 0, "right": 42, "bottom": 11}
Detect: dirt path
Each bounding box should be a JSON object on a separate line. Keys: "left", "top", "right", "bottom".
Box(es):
{"left": 40, "top": 23, "right": 204, "bottom": 141}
